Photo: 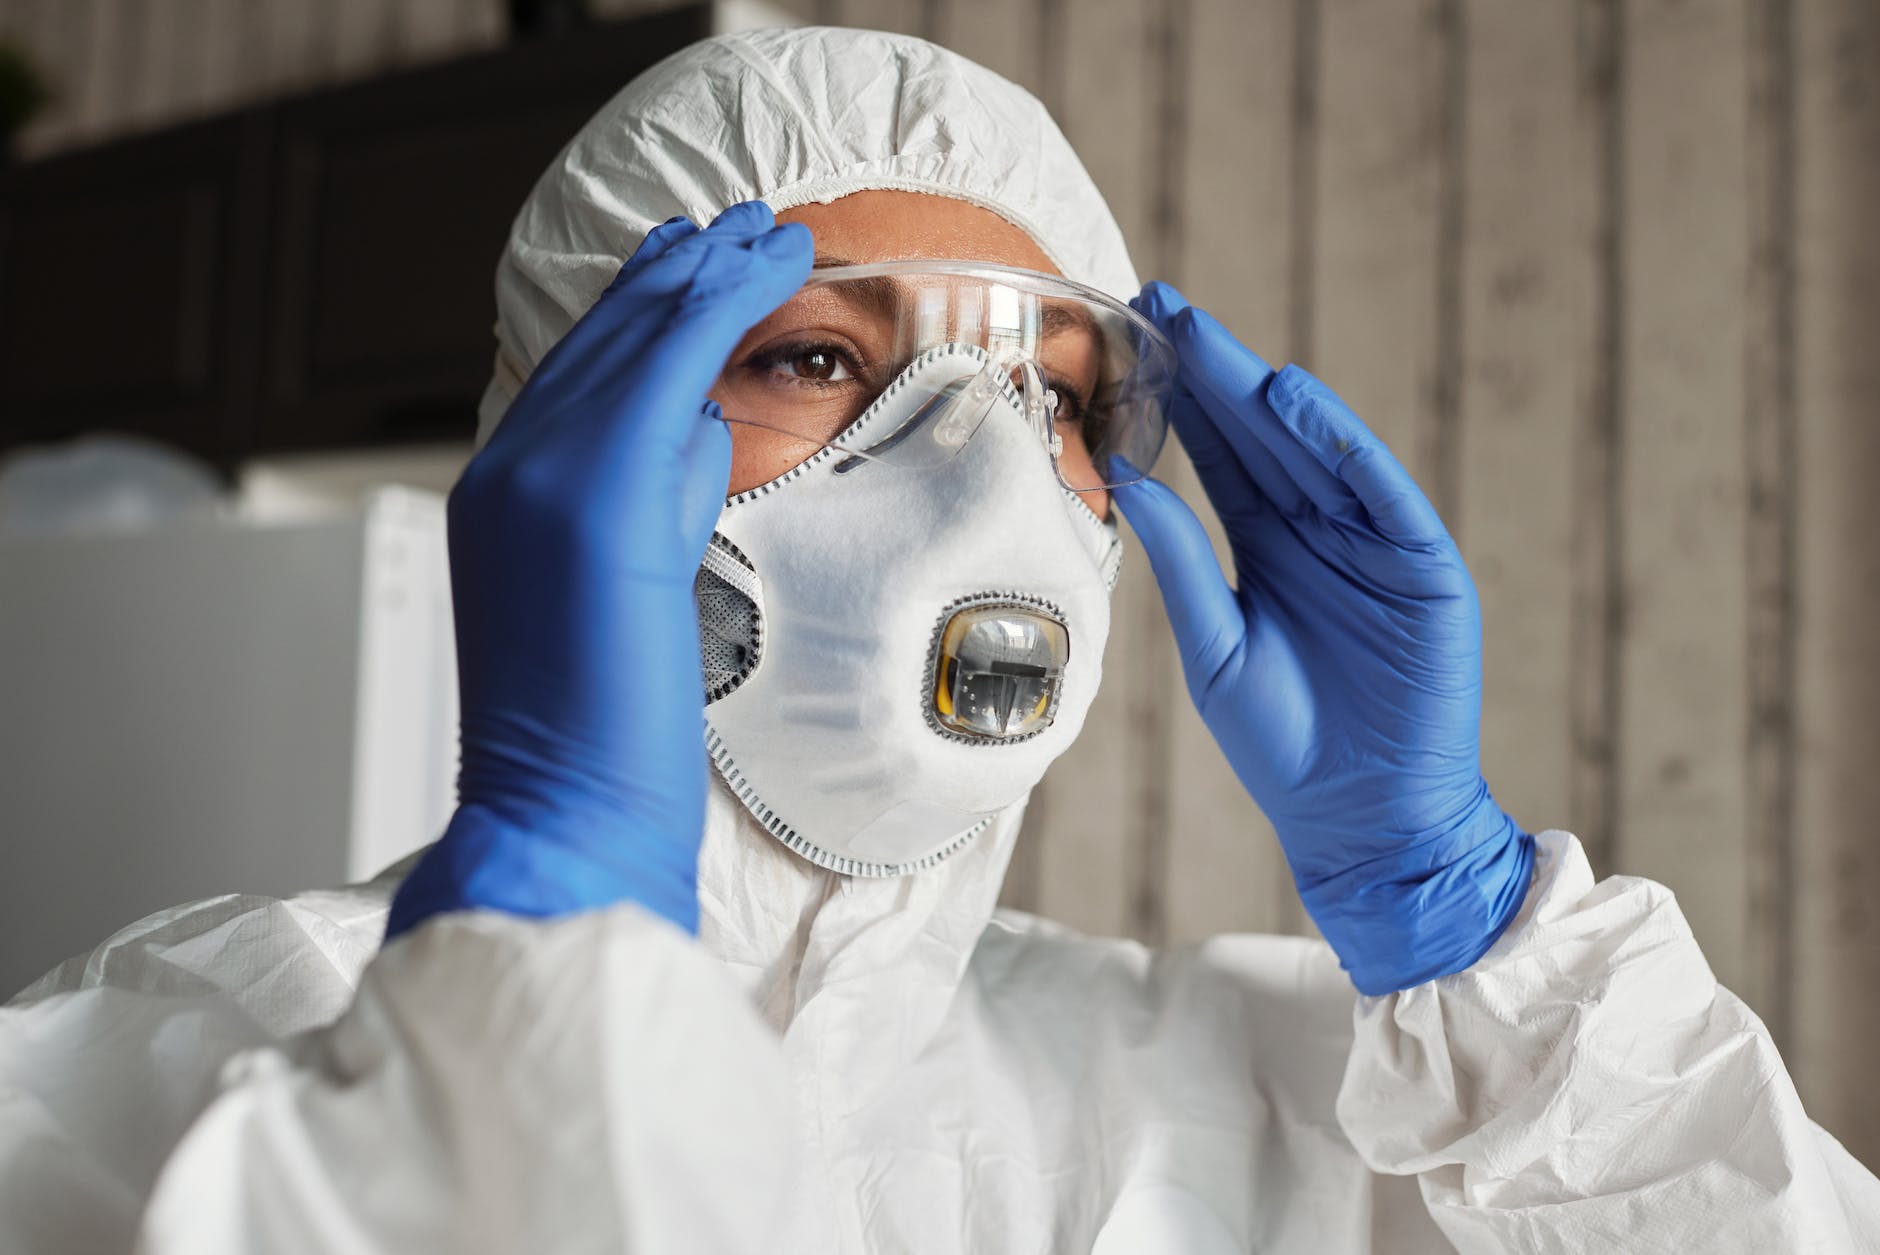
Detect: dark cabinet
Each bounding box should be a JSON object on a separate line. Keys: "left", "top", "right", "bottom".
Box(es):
{"left": 0, "top": 4, "right": 716, "bottom": 469}
{"left": 0, "top": 115, "right": 269, "bottom": 463}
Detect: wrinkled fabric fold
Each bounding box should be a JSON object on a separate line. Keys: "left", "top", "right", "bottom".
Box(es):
{"left": 478, "top": 26, "right": 1140, "bottom": 444}
{"left": 7, "top": 809, "right": 1877, "bottom": 1252}
{"left": 2, "top": 24, "right": 1876, "bottom": 1254}
{"left": 1341, "top": 831, "right": 1880, "bottom": 1253}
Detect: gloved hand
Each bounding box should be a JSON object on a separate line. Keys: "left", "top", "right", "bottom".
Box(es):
{"left": 386, "top": 203, "right": 813, "bottom": 941}
{"left": 1113, "top": 282, "right": 1534, "bottom": 995}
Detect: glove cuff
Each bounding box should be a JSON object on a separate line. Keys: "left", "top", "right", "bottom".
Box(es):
{"left": 385, "top": 801, "right": 702, "bottom": 942}
{"left": 1299, "top": 800, "right": 1535, "bottom": 997}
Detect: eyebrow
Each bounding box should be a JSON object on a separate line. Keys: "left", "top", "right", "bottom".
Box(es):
{"left": 812, "top": 254, "right": 857, "bottom": 268}
{"left": 1040, "top": 302, "right": 1101, "bottom": 341}
{"left": 789, "top": 273, "right": 904, "bottom": 329}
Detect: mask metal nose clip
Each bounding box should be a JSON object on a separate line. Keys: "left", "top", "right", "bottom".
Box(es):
{"left": 930, "top": 601, "right": 1070, "bottom": 740}
{"left": 833, "top": 374, "right": 983, "bottom": 474}
{"left": 830, "top": 348, "right": 1066, "bottom": 478}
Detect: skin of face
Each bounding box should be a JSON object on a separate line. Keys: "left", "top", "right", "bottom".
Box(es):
{"left": 713, "top": 190, "right": 1111, "bottom": 518}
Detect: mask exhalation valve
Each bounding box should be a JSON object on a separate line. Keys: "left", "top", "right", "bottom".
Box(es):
{"left": 931, "top": 603, "right": 1070, "bottom": 739}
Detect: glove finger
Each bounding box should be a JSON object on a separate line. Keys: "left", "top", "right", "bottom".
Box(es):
{"left": 553, "top": 202, "right": 780, "bottom": 368}
{"left": 541, "top": 219, "right": 809, "bottom": 444}
{"left": 604, "top": 215, "right": 702, "bottom": 292}
{"left": 1135, "top": 281, "right": 1309, "bottom": 521}
{"left": 1158, "top": 353, "right": 1309, "bottom": 520}
{"left": 477, "top": 217, "right": 710, "bottom": 454}
{"left": 1111, "top": 471, "right": 1247, "bottom": 698}
{"left": 614, "top": 200, "right": 776, "bottom": 293}
{"left": 1131, "top": 278, "right": 1191, "bottom": 328}
{"left": 676, "top": 398, "right": 734, "bottom": 553}
{"left": 1169, "top": 307, "right": 1361, "bottom": 521}
{"left": 1170, "top": 381, "right": 1305, "bottom": 519}
{"left": 597, "top": 224, "right": 814, "bottom": 463}
{"left": 1266, "top": 365, "right": 1449, "bottom": 548}
{"left": 490, "top": 223, "right": 807, "bottom": 501}
{"left": 705, "top": 199, "right": 778, "bottom": 234}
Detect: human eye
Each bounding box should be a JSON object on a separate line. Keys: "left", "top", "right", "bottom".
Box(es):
{"left": 717, "top": 326, "right": 887, "bottom": 445}
{"left": 1045, "top": 376, "right": 1115, "bottom": 457}
{"left": 743, "top": 339, "right": 862, "bottom": 387}
{"left": 1046, "top": 377, "right": 1095, "bottom": 434}
{"left": 1046, "top": 376, "right": 1088, "bottom": 422}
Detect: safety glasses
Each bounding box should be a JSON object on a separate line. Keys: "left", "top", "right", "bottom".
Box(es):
{"left": 712, "top": 260, "right": 1176, "bottom": 490}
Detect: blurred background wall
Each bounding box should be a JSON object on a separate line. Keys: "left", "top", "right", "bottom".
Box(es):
{"left": 2, "top": 0, "right": 1875, "bottom": 1164}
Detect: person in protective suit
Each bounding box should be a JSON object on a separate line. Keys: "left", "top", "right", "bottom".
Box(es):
{"left": 2, "top": 26, "right": 1876, "bottom": 1255}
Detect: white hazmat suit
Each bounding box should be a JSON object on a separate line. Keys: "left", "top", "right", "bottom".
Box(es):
{"left": 3, "top": 26, "right": 1877, "bottom": 1255}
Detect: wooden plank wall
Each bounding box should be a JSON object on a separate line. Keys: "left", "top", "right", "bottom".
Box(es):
{"left": 1792, "top": 0, "right": 1880, "bottom": 1171}
{"left": 2, "top": 0, "right": 1875, "bottom": 1165}
{"left": 0, "top": 0, "right": 507, "bottom": 154}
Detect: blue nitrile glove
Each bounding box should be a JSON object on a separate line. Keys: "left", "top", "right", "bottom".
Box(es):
{"left": 385, "top": 203, "right": 813, "bottom": 941}
{"left": 1112, "top": 282, "right": 1534, "bottom": 995}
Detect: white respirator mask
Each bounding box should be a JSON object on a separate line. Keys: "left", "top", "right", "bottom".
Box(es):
{"left": 695, "top": 262, "right": 1173, "bottom": 876}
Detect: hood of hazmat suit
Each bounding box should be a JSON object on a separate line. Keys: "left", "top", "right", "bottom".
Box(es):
{"left": 3, "top": 25, "right": 1879, "bottom": 1255}
{"left": 474, "top": 21, "right": 1137, "bottom": 1050}
{"left": 463, "top": 24, "right": 1172, "bottom": 1070}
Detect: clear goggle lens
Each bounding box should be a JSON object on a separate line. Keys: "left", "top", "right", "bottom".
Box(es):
{"left": 711, "top": 261, "right": 1175, "bottom": 491}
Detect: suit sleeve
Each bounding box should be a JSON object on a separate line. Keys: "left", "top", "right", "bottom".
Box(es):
{"left": 133, "top": 906, "right": 794, "bottom": 1255}
{"left": 1338, "top": 830, "right": 1880, "bottom": 1254}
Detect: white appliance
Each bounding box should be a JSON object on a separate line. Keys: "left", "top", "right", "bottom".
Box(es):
{"left": 0, "top": 487, "right": 457, "bottom": 998}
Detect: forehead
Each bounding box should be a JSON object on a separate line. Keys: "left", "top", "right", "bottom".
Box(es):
{"left": 776, "top": 190, "right": 1061, "bottom": 274}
